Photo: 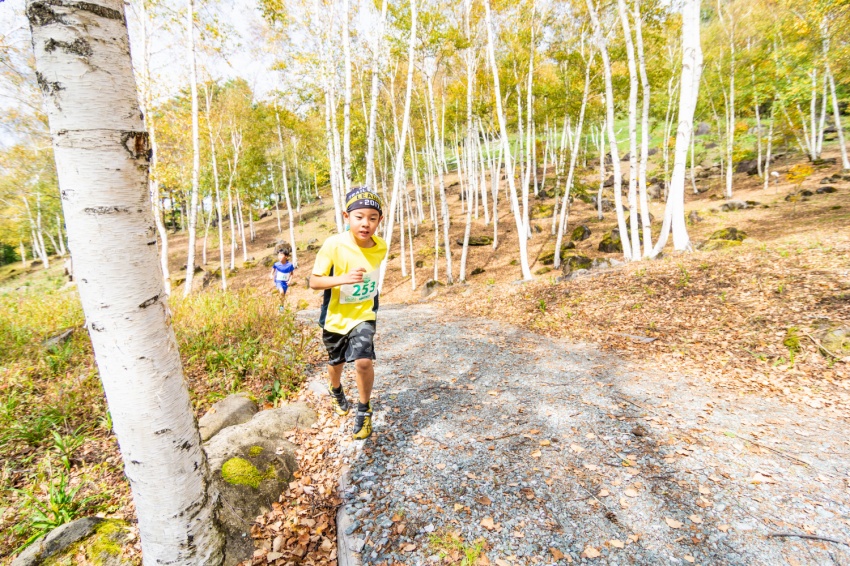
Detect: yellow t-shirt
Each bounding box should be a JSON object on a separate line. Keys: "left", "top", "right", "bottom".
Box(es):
{"left": 312, "top": 231, "right": 388, "bottom": 335}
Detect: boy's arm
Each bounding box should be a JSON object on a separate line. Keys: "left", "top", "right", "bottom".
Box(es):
{"left": 309, "top": 268, "right": 366, "bottom": 291}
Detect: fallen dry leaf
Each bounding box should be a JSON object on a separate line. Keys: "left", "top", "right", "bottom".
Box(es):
{"left": 540, "top": 439, "right": 551, "bottom": 446}
{"left": 750, "top": 472, "right": 778, "bottom": 484}
{"left": 718, "top": 524, "right": 731, "bottom": 532}
{"left": 581, "top": 545, "right": 601, "bottom": 559}
{"left": 478, "top": 553, "right": 490, "bottom": 566}
{"left": 665, "top": 517, "right": 684, "bottom": 529}
{"left": 684, "top": 555, "right": 695, "bottom": 563}
{"left": 494, "top": 560, "right": 511, "bottom": 566}
{"left": 598, "top": 489, "right": 610, "bottom": 497}
{"left": 570, "top": 443, "right": 585, "bottom": 453}
{"left": 689, "top": 514, "right": 703, "bottom": 524}
{"left": 609, "top": 539, "right": 625, "bottom": 549}
{"left": 476, "top": 495, "right": 492, "bottom": 506}
{"left": 454, "top": 503, "right": 464, "bottom": 512}
{"left": 550, "top": 548, "right": 565, "bottom": 560}
{"left": 436, "top": 463, "right": 446, "bottom": 470}
{"left": 480, "top": 517, "right": 496, "bottom": 530}
{"left": 624, "top": 488, "right": 639, "bottom": 498}
{"left": 530, "top": 449, "right": 542, "bottom": 459}
{"left": 445, "top": 432, "right": 455, "bottom": 438}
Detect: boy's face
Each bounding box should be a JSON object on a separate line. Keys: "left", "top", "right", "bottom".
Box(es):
{"left": 345, "top": 208, "right": 382, "bottom": 243}
{"left": 278, "top": 253, "right": 286, "bottom": 262}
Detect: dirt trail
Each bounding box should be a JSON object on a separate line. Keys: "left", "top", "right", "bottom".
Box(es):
{"left": 321, "top": 303, "right": 850, "bottom": 565}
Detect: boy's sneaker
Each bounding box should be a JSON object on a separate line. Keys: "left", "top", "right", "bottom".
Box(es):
{"left": 328, "top": 384, "right": 350, "bottom": 416}
{"left": 352, "top": 402, "right": 373, "bottom": 440}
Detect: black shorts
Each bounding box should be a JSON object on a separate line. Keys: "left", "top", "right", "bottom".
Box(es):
{"left": 322, "top": 321, "right": 377, "bottom": 366}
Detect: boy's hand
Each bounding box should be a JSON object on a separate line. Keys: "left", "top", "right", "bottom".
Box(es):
{"left": 341, "top": 267, "right": 366, "bottom": 284}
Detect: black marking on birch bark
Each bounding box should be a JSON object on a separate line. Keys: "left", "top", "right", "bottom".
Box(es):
{"left": 154, "top": 428, "right": 171, "bottom": 435}
{"left": 89, "top": 322, "right": 104, "bottom": 331}
{"left": 28, "top": 1, "right": 123, "bottom": 25}
{"left": 83, "top": 205, "right": 130, "bottom": 215}
{"left": 146, "top": 239, "right": 156, "bottom": 246}
{"left": 120, "top": 131, "right": 151, "bottom": 161}
{"left": 130, "top": 460, "right": 141, "bottom": 465}
{"left": 178, "top": 440, "right": 192, "bottom": 451}
{"left": 44, "top": 37, "right": 92, "bottom": 57}
{"left": 139, "top": 294, "right": 159, "bottom": 309}
{"left": 26, "top": 2, "right": 65, "bottom": 26}
{"left": 35, "top": 71, "right": 64, "bottom": 96}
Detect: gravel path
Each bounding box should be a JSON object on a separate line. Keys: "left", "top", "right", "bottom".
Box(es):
{"left": 314, "top": 303, "right": 850, "bottom": 565}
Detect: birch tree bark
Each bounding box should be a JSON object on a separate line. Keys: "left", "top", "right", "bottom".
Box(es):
{"left": 484, "top": 0, "right": 532, "bottom": 279}
{"left": 365, "top": 0, "right": 389, "bottom": 189}
{"left": 650, "top": 0, "right": 703, "bottom": 256}
{"left": 633, "top": 0, "right": 653, "bottom": 255}
{"left": 275, "top": 108, "right": 298, "bottom": 266}
{"left": 26, "top": 1, "right": 224, "bottom": 562}
{"left": 617, "top": 0, "right": 641, "bottom": 260}
{"left": 553, "top": 55, "right": 591, "bottom": 269}
{"left": 183, "top": 0, "right": 201, "bottom": 296}
{"left": 378, "top": 0, "right": 417, "bottom": 289}
{"left": 342, "top": 0, "right": 352, "bottom": 191}
{"left": 588, "top": 0, "right": 632, "bottom": 261}
{"left": 203, "top": 84, "right": 226, "bottom": 290}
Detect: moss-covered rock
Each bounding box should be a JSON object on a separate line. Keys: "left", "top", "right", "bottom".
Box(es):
{"left": 598, "top": 230, "right": 623, "bottom": 253}
{"left": 562, "top": 254, "right": 593, "bottom": 275}
{"left": 571, "top": 225, "right": 591, "bottom": 242}
{"left": 709, "top": 227, "right": 747, "bottom": 242}
{"left": 471, "top": 267, "right": 485, "bottom": 276}
{"left": 700, "top": 239, "right": 743, "bottom": 251}
{"left": 221, "top": 457, "right": 274, "bottom": 489}
{"left": 531, "top": 203, "right": 555, "bottom": 219}
{"left": 455, "top": 235, "right": 493, "bottom": 247}
{"left": 21, "top": 518, "right": 134, "bottom": 566}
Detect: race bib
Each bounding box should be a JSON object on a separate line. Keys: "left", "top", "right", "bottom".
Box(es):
{"left": 275, "top": 270, "right": 291, "bottom": 282}
{"left": 339, "top": 268, "right": 379, "bottom": 304}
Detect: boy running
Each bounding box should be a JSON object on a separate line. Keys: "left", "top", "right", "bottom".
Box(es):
{"left": 309, "top": 187, "right": 387, "bottom": 440}
{"left": 271, "top": 247, "right": 295, "bottom": 312}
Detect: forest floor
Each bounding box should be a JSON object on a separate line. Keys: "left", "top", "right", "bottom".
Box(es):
{"left": 2, "top": 141, "right": 849, "bottom": 564}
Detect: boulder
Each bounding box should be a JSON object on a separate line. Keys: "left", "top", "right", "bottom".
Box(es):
{"left": 570, "top": 225, "right": 592, "bottom": 242}
{"left": 199, "top": 393, "right": 259, "bottom": 442}
{"left": 817, "top": 186, "right": 837, "bottom": 194}
{"left": 800, "top": 189, "right": 814, "bottom": 197}
{"left": 815, "top": 325, "right": 850, "bottom": 357}
{"left": 565, "top": 241, "right": 577, "bottom": 250}
{"left": 261, "top": 255, "right": 276, "bottom": 268}
{"left": 720, "top": 200, "right": 751, "bottom": 212}
{"left": 695, "top": 122, "right": 711, "bottom": 136}
{"left": 705, "top": 142, "right": 718, "bottom": 149}
{"left": 539, "top": 248, "right": 571, "bottom": 266}
{"left": 708, "top": 227, "right": 747, "bottom": 242}
{"left": 598, "top": 230, "right": 623, "bottom": 253}
{"left": 812, "top": 157, "right": 837, "bottom": 166}
{"left": 603, "top": 175, "right": 615, "bottom": 187}
{"left": 455, "top": 235, "right": 493, "bottom": 247}
{"left": 12, "top": 518, "right": 133, "bottom": 566}
{"left": 43, "top": 328, "right": 75, "bottom": 350}
{"left": 700, "top": 239, "right": 743, "bottom": 251}
{"left": 648, "top": 184, "right": 663, "bottom": 199}
{"left": 421, "top": 279, "right": 444, "bottom": 298}
{"left": 562, "top": 254, "right": 593, "bottom": 275}
{"left": 590, "top": 196, "right": 616, "bottom": 212}
{"left": 205, "top": 403, "right": 316, "bottom": 566}
{"left": 471, "top": 267, "right": 485, "bottom": 276}
{"left": 415, "top": 259, "right": 425, "bottom": 268}
{"left": 648, "top": 148, "right": 659, "bottom": 156}
{"left": 531, "top": 203, "right": 555, "bottom": 219}
{"left": 687, "top": 210, "right": 703, "bottom": 224}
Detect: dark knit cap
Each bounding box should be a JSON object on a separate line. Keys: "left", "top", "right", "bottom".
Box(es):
{"left": 345, "top": 187, "right": 383, "bottom": 214}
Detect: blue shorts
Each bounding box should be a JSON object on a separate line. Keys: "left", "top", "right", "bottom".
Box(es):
{"left": 275, "top": 281, "right": 289, "bottom": 293}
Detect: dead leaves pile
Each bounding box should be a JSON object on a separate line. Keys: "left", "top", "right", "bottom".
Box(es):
{"left": 242, "top": 391, "right": 345, "bottom": 566}
{"left": 446, "top": 234, "right": 850, "bottom": 414}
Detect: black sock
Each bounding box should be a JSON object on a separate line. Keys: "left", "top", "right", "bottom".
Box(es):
{"left": 331, "top": 385, "right": 343, "bottom": 395}
{"left": 357, "top": 402, "right": 370, "bottom": 412}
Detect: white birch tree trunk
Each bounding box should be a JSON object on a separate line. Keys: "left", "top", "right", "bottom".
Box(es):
{"left": 618, "top": 0, "right": 641, "bottom": 260}
{"left": 651, "top": 0, "right": 703, "bottom": 256}
{"left": 634, "top": 0, "right": 653, "bottom": 256}
{"left": 365, "top": 0, "right": 389, "bottom": 189}
{"left": 26, "top": 1, "right": 223, "bottom": 562}
{"left": 425, "top": 72, "right": 453, "bottom": 283}
{"left": 183, "top": 0, "right": 201, "bottom": 297}
{"left": 763, "top": 101, "right": 775, "bottom": 191}
{"left": 485, "top": 0, "right": 532, "bottom": 280}
{"left": 588, "top": 0, "right": 632, "bottom": 262}
{"left": 342, "top": 0, "right": 352, "bottom": 191}
{"left": 553, "top": 55, "right": 591, "bottom": 269}
{"left": 378, "top": 0, "right": 417, "bottom": 289}
{"left": 275, "top": 109, "right": 298, "bottom": 267}
{"left": 826, "top": 66, "right": 850, "bottom": 170}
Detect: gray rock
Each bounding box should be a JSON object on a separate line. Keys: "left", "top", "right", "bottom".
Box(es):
{"left": 421, "top": 279, "right": 444, "bottom": 299}
{"left": 42, "top": 328, "right": 75, "bottom": 350}
{"left": 198, "top": 393, "right": 258, "bottom": 442}
{"left": 205, "top": 403, "right": 316, "bottom": 566}
{"left": 720, "top": 200, "right": 750, "bottom": 212}
{"left": 12, "top": 518, "right": 133, "bottom": 566}
{"left": 688, "top": 210, "right": 703, "bottom": 224}
{"left": 696, "top": 122, "right": 711, "bottom": 136}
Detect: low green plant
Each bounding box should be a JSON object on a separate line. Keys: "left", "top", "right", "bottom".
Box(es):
{"left": 428, "top": 530, "right": 484, "bottom": 566}
{"left": 783, "top": 327, "right": 802, "bottom": 365}
{"left": 537, "top": 299, "right": 547, "bottom": 313}
{"left": 677, "top": 265, "right": 690, "bottom": 288}
{"left": 13, "top": 468, "right": 98, "bottom": 551}
{"left": 51, "top": 428, "right": 86, "bottom": 471}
